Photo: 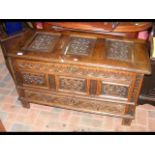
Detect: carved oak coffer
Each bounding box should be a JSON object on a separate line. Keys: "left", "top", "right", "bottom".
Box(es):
{"left": 1, "top": 29, "right": 151, "bottom": 126}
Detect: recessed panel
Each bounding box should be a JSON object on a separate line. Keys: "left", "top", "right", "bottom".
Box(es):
{"left": 24, "top": 32, "right": 60, "bottom": 52}
{"left": 101, "top": 82, "right": 129, "bottom": 99}
{"left": 65, "top": 36, "right": 96, "bottom": 56}
{"left": 59, "top": 76, "right": 86, "bottom": 94}
{"left": 105, "top": 39, "right": 134, "bottom": 62}
{"left": 21, "top": 72, "right": 47, "bottom": 87}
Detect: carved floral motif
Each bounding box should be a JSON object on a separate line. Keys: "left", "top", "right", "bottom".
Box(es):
{"left": 60, "top": 77, "right": 86, "bottom": 92}
{"left": 102, "top": 84, "right": 129, "bottom": 98}
{"left": 66, "top": 37, "right": 96, "bottom": 56}
{"left": 16, "top": 60, "right": 132, "bottom": 83}
{"left": 27, "top": 33, "right": 60, "bottom": 52}
{"left": 106, "top": 39, "right": 133, "bottom": 61}
{"left": 25, "top": 91, "right": 125, "bottom": 115}
{"left": 22, "top": 73, "right": 46, "bottom": 86}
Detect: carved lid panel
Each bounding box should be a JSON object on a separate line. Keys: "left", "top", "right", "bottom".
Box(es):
{"left": 7, "top": 30, "right": 150, "bottom": 74}
{"left": 22, "top": 31, "right": 61, "bottom": 53}
{"left": 63, "top": 36, "right": 96, "bottom": 56}
{"left": 105, "top": 39, "right": 134, "bottom": 62}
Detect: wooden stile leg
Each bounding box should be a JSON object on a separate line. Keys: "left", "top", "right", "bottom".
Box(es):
{"left": 122, "top": 118, "right": 132, "bottom": 126}
{"left": 21, "top": 100, "right": 30, "bottom": 109}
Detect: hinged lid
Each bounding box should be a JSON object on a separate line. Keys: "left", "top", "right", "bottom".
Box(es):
{"left": 7, "top": 30, "right": 151, "bottom": 74}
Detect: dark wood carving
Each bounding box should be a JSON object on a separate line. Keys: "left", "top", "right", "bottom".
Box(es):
{"left": 15, "top": 60, "right": 133, "bottom": 82}
{"left": 25, "top": 90, "right": 125, "bottom": 116}
{"left": 22, "top": 32, "right": 60, "bottom": 52}
{"left": 59, "top": 77, "right": 86, "bottom": 93}
{"left": 106, "top": 39, "right": 133, "bottom": 61}
{"left": 0, "top": 28, "right": 151, "bottom": 126}
{"left": 65, "top": 36, "right": 96, "bottom": 56}
{"left": 22, "top": 72, "right": 46, "bottom": 86}
{"left": 30, "top": 34, "right": 56, "bottom": 50}
{"left": 101, "top": 83, "right": 129, "bottom": 98}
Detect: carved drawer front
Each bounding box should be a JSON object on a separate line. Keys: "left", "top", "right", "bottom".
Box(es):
{"left": 58, "top": 76, "right": 87, "bottom": 95}
{"left": 20, "top": 72, "right": 48, "bottom": 88}
{"left": 25, "top": 90, "right": 126, "bottom": 117}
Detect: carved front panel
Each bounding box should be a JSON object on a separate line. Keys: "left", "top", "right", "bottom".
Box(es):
{"left": 59, "top": 76, "right": 86, "bottom": 94}
{"left": 106, "top": 39, "right": 133, "bottom": 62}
{"left": 21, "top": 72, "right": 47, "bottom": 87}
{"left": 25, "top": 90, "right": 126, "bottom": 116}
{"left": 101, "top": 82, "right": 129, "bottom": 99}
{"left": 65, "top": 36, "right": 96, "bottom": 56}
{"left": 15, "top": 60, "right": 133, "bottom": 83}
{"left": 24, "top": 33, "right": 60, "bottom": 52}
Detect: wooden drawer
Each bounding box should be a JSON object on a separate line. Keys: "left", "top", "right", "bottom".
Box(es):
{"left": 23, "top": 89, "right": 128, "bottom": 118}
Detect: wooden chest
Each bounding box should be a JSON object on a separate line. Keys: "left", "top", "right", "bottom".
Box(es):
{"left": 1, "top": 29, "right": 151, "bottom": 125}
